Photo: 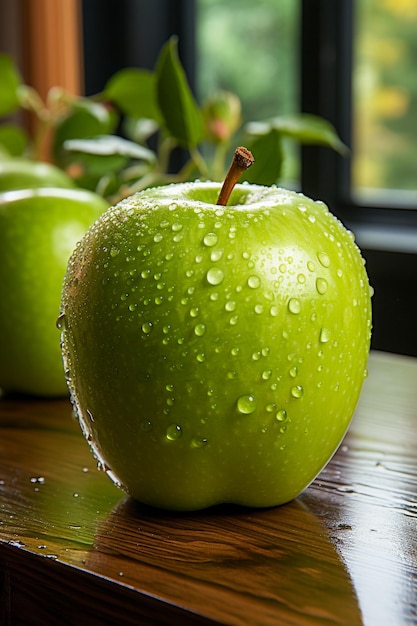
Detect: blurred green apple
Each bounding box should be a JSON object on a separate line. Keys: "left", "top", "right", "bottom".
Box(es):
{"left": 60, "top": 179, "right": 372, "bottom": 510}
{"left": 0, "top": 158, "right": 76, "bottom": 191}
{"left": 0, "top": 187, "right": 108, "bottom": 396}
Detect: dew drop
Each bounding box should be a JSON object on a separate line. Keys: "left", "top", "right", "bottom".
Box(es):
{"left": 140, "top": 419, "right": 153, "bottom": 432}
{"left": 141, "top": 322, "right": 153, "bottom": 334}
{"left": 276, "top": 409, "right": 287, "bottom": 422}
{"left": 153, "top": 233, "right": 163, "bottom": 243}
{"left": 189, "top": 307, "right": 199, "bottom": 318}
{"left": 297, "top": 273, "right": 306, "bottom": 284}
{"left": 196, "top": 353, "right": 205, "bottom": 362}
{"left": 247, "top": 275, "right": 261, "bottom": 289}
{"left": 319, "top": 327, "right": 331, "bottom": 343}
{"left": 317, "top": 252, "right": 330, "bottom": 268}
{"left": 269, "top": 305, "right": 279, "bottom": 317}
{"left": 56, "top": 312, "right": 66, "bottom": 330}
{"left": 211, "top": 249, "right": 223, "bottom": 262}
{"left": 254, "top": 304, "right": 264, "bottom": 315}
{"left": 110, "top": 247, "right": 119, "bottom": 257}
{"left": 191, "top": 437, "right": 208, "bottom": 449}
{"left": 307, "top": 261, "right": 315, "bottom": 272}
{"left": 288, "top": 298, "right": 301, "bottom": 315}
{"left": 291, "top": 385, "right": 304, "bottom": 399}
{"left": 262, "top": 370, "right": 272, "bottom": 380}
{"left": 237, "top": 394, "right": 257, "bottom": 415}
{"left": 316, "top": 277, "right": 328, "bottom": 295}
{"left": 194, "top": 323, "right": 206, "bottom": 336}
{"left": 171, "top": 222, "right": 183, "bottom": 232}
{"left": 225, "top": 300, "right": 237, "bottom": 312}
{"left": 289, "top": 366, "right": 298, "bottom": 378}
{"left": 207, "top": 267, "right": 224, "bottom": 285}
{"left": 203, "top": 232, "right": 218, "bottom": 247}
{"left": 166, "top": 424, "right": 182, "bottom": 441}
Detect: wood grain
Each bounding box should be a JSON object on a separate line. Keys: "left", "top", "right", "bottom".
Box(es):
{"left": 1, "top": 351, "right": 416, "bottom": 625}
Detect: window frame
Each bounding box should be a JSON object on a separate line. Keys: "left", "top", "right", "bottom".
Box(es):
{"left": 300, "top": 0, "right": 417, "bottom": 254}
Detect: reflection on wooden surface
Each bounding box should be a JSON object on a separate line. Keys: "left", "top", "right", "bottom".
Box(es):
{"left": 0, "top": 351, "right": 416, "bottom": 625}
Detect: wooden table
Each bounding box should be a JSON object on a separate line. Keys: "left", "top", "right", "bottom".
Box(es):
{"left": 0, "top": 351, "right": 416, "bottom": 625}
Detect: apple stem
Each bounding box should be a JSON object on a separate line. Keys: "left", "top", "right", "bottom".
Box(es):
{"left": 216, "top": 147, "right": 254, "bottom": 206}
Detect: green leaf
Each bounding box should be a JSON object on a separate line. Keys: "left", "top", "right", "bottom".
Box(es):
{"left": 0, "top": 124, "right": 27, "bottom": 156}
{"left": 246, "top": 114, "right": 348, "bottom": 155}
{"left": 156, "top": 37, "right": 204, "bottom": 148}
{"left": 0, "top": 54, "right": 22, "bottom": 116}
{"left": 103, "top": 68, "right": 160, "bottom": 121}
{"left": 64, "top": 135, "right": 156, "bottom": 162}
{"left": 244, "top": 129, "right": 284, "bottom": 185}
{"left": 53, "top": 99, "right": 118, "bottom": 167}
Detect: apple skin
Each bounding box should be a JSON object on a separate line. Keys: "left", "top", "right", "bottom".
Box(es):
{"left": 60, "top": 182, "right": 372, "bottom": 510}
{"left": 0, "top": 158, "right": 76, "bottom": 191}
{"left": 0, "top": 187, "right": 108, "bottom": 397}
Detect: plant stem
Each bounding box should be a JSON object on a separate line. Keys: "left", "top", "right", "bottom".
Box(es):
{"left": 216, "top": 146, "right": 254, "bottom": 206}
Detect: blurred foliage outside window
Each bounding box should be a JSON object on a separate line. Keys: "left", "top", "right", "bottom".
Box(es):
{"left": 196, "top": 0, "right": 300, "bottom": 187}
{"left": 353, "top": 0, "right": 417, "bottom": 202}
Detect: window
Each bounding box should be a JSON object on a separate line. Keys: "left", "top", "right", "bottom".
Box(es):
{"left": 353, "top": 0, "right": 417, "bottom": 204}
{"left": 196, "top": 0, "right": 300, "bottom": 186}
{"left": 301, "top": 0, "right": 417, "bottom": 356}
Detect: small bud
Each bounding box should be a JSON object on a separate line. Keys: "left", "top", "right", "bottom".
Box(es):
{"left": 202, "top": 91, "right": 242, "bottom": 144}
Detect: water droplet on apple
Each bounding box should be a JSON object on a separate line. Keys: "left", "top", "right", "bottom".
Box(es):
{"left": 297, "top": 273, "right": 306, "bottom": 284}
{"left": 171, "top": 221, "right": 183, "bottom": 232}
{"left": 110, "top": 247, "right": 119, "bottom": 257}
{"left": 316, "top": 277, "right": 328, "bottom": 295}
{"left": 247, "top": 275, "right": 261, "bottom": 289}
{"left": 196, "top": 353, "right": 205, "bottom": 362}
{"left": 191, "top": 437, "right": 208, "bottom": 449}
{"left": 225, "top": 300, "right": 236, "bottom": 312}
{"left": 319, "top": 327, "right": 331, "bottom": 343}
{"left": 140, "top": 419, "right": 153, "bottom": 432}
{"left": 56, "top": 312, "right": 66, "bottom": 330}
{"left": 291, "top": 385, "right": 304, "bottom": 399}
{"left": 237, "top": 394, "right": 257, "bottom": 414}
{"left": 229, "top": 315, "right": 239, "bottom": 326}
{"left": 254, "top": 304, "right": 264, "bottom": 315}
{"left": 166, "top": 424, "right": 182, "bottom": 441}
{"left": 288, "top": 298, "right": 301, "bottom": 315}
{"left": 141, "top": 322, "right": 153, "bottom": 334}
{"left": 262, "top": 370, "right": 272, "bottom": 380}
{"left": 231, "top": 347, "right": 240, "bottom": 356}
{"left": 289, "top": 366, "right": 298, "bottom": 378}
{"left": 211, "top": 249, "right": 223, "bottom": 262}
{"left": 307, "top": 261, "right": 315, "bottom": 272}
{"left": 206, "top": 267, "right": 224, "bottom": 285}
{"left": 203, "top": 232, "right": 218, "bottom": 247}
{"left": 153, "top": 233, "right": 163, "bottom": 243}
{"left": 194, "top": 323, "right": 206, "bottom": 336}
{"left": 189, "top": 307, "right": 199, "bottom": 318}
{"left": 317, "top": 252, "right": 330, "bottom": 267}
{"left": 269, "top": 305, "right": 279, "bottom": 317}
{"left": 252, "top": 351, "right": 261, "bottom": 361}
{"left": 276, "top": 409, "right": 287, "bottom": 422}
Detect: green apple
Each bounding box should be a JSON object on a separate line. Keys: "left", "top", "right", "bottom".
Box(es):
{"left": 0, "top": 158, "right": 76, "bottom": 191}
{"left": 60, "top": 171, "right": 372, "bottom": 510}
{"left": 0, "top": 187, "right": 108, "bottom": 397}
